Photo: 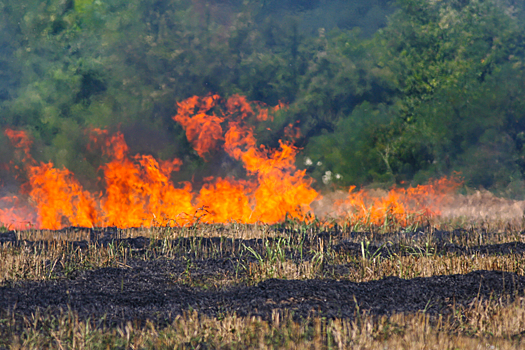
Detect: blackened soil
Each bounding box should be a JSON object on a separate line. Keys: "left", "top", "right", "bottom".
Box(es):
{"left": 0, "top": 260, "right": 523, "bottom": 326}
{"left": 2, "top": 228, "right": 525, "bottom": 327}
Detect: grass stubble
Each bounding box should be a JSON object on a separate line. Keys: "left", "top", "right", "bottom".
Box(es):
{"left": 2, "top": 215, "right": 525, "bottom": 349}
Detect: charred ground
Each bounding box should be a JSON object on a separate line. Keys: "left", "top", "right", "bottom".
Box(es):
{"left": 1, "top": 227, "right": 525, "bottom": 330}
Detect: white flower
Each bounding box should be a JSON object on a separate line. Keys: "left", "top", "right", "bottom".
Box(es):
{"left": 304, "top": 157, "right": 313, "bottom": 166}
{"left": 335, "top": 173, "right": 342, "bottom": 180}
{"left": 322, "top": 171, "right": 332, "bottom": 185}
{"left": 317, "top": 161, "right": 322, "bottom": 166}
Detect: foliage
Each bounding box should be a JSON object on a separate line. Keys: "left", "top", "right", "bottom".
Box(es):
{"left": 2, "top": 0, "right": 525, "bottom": 194}
{"left": 306, "top": 0, "right": 525, "bottom": 193}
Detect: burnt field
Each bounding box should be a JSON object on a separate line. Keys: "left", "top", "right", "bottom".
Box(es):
{"left": 2, "top": 224, "right": 525, "bottom": 349}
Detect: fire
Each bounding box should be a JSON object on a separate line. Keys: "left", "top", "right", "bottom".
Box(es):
{"left": 0, "top": 95, "right": 318, "bottom": 229}
{"left": 0, "top": 196, "right": 35, "bottom": 230}
{"left": 172, "top": 94, "right": 319, "bottom": 224}
{"left": 4, "top": 129, "right": 32, "bottom": 162}
{"left": 335, "top": 177, "right": 462, "bottom": 227}
{"left": 0, "top": 94, "right": 461, "bottom": 230}
{"left": 27, "top": 163, "right": 98, "bottom": 230}
{"left": 92, "top": 130, "right": 193, "bottom": 227}
{"left": 1, "top": 129, "right": 98, "bottom": 230}
{"left": 173, "top": 94, "right": 224, "bottom": 158}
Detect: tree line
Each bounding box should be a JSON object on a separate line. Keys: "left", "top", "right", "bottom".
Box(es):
{"left": 1, "top": 0, "right": 524, "bottom": 196}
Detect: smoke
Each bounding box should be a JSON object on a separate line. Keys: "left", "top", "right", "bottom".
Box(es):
{"left": 441, "top": 191, "right": 525, "bottom": 223}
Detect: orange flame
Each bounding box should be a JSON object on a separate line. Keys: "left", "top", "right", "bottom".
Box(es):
{"left": 0, "top": 95, "right": 319, "bottom": 229}
{"left": 4, "top": 128, "right": 33, "bottom": 163}
{"left": 1, "top": 129, "right": 98, "bottom": 229}
{"left": 0, "top": 95, "right": 461, "bottom": 230}
{"left": 96, "top": 130, "right": 192, "bottom": 227}
{"left": 179, "top": 94, "right": 319, "bottom": 224}
{"left": 336, "top": 176, "right": 462, "bottom": 227}
{"left": 172, "top": 94, "right": 223, "bottom": 158}
{"left": 27, "top": 163, "right": 98, "bottom": 230}
{"left": 0, "top": 196, "right": 36, "bottom": 230}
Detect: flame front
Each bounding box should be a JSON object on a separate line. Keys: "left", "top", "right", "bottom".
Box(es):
{"left": 0, "top": 95, "right": 319, "bottom": 229}
{"left": 0, "top": 95, "right": 461, "bottom": 230}
{"left": 335, "top": 177, "right": 462, "bottom": 227}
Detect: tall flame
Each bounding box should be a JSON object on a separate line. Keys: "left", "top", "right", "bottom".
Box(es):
{"left": 172, "top": 94, "right": 319, "bottom": 224}
{"left": 0, "top": 95, "right": 319, "bottom": 229}
{"left": 0, "top": 94, "right": 461, "bottom": 230}
{"left": 93, "top": 129, "right": 192, "bottom": 227}
{"left": 2, "top": 129, "right": 98, "bottom": 230}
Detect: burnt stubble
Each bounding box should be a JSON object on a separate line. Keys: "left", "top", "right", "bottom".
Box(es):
{"left": 1, "top": 226, "right": 525, "bottom": 328}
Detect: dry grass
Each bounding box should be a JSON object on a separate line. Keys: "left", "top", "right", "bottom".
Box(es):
{"left": 4, "top": 222, "right": 525, "bottom": 285}
{"left": 14, "top": 223, "right": 284, "bottom": 241}
{"left": 4, "top": 297, "right": 525, "bottom": 349}
{"left": 0, "top": 241, "right": 125, "bottom": 284}
{"left": 4, "top": 220, "right": 525, "bottom": 348}
{"left": 241, "top": 248, "right": 525, "bottom": 284}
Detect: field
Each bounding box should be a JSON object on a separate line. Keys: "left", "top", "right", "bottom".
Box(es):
{"left": 2, "top": 91, "right": 524, "bottom": 349}
{"left": 2, "top": 216, "right": 525, "bottom": 349}
{"left": 4, "top": 0, "right": 525, "bottom": 348}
